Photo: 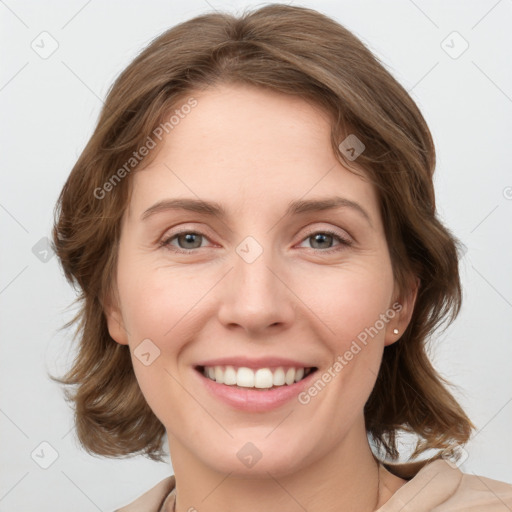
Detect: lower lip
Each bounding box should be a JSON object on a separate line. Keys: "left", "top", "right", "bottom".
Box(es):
{"left": 195, "top": 369, "right": 317, "bottom": 412}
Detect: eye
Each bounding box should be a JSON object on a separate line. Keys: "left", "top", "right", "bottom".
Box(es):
{"left": 160, "top": 228, "right": 353, "bottom": 255}
{"left": 160, "top": 231, "right": 212, "bottom": 253}
{"left": 297, "top": 229, "right": 352, "bottom": 253}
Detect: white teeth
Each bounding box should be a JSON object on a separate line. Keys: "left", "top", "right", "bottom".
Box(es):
{"left": 223, "top": 365, "right": 237, "bottom": 385}
{"left": 237, "top": 367, "right": 255, "bottom": 388}
{"left": 254, "top": 369, "right": 273, "bottom": 389}
{"left": 272, "top": 367, "right": 285, "bottom": 386}
{"left": 285, "top": 368, "right": 295, "bottom": 385}
{"left": 202, "top": 365, "right": 311, "bottom": 388}
{"left": 214, "top": 366, "right": 224, "bottom": 384}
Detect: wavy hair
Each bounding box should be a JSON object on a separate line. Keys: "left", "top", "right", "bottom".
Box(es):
{"left": 51, "top": 4, "right": 474, "bottom": 466}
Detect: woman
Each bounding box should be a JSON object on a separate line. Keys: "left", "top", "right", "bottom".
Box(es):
{"left": 51, "top": 4, "right": 512, "bottom": 511}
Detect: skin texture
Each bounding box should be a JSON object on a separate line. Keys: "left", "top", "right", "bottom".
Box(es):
{"left": 106, "top": 83, "right": 418, "bottom": 511}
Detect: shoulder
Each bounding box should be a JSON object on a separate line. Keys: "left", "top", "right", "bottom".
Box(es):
{"left": 448, "top": 470, "right": 512, "bottom": 510}
{"left": 113, "top": 475, "right": 176, "bottom": 512}
{"left": 112, "top": 462, "right": 512, "bottom": 512}
{"left": 379, "top": 459, "right": 512, "bottom": 511}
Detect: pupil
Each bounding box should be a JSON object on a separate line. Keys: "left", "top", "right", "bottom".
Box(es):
{"left": 180, "top": 233, "right": 201, "bottom": 249}
{"left": 177, "top": 233, "right": 333, "bottom": 250}
{"left": 312, "top": 233, "right": 331, "bottom": 249}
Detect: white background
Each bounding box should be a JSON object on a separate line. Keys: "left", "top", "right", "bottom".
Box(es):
{"left": 1, "top": 0, "right": 511, "bottom": 510}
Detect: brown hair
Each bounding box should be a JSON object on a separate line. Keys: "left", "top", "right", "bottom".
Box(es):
{"left": 51, "top": 3, "right": 474, "bottom": 465}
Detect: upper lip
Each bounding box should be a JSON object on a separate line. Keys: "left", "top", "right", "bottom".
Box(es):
{"left": 195, "top": 356, "right": 317, "bottom": 370}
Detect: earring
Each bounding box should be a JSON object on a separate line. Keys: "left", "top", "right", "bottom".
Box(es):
{"left": 393, "top": 328, "right": 399, "bottom": 335}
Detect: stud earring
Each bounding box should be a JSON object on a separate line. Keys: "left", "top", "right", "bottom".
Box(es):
{"left": 393, "top": 328, "right": 399, "bottom": 334}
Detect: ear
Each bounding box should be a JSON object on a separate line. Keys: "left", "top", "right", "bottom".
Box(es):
{"left": 384, "top": 276, "right": 419, "bottom": 347}
{"left": 103, "top": 293, "right": 129, "bottom": 346}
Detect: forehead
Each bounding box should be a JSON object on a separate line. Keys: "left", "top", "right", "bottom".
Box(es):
{"left": 157, "top": 83, "right": 334, "bottom": 163}
{"left": 127, "top": 83, "right": 380, "bottom": 225}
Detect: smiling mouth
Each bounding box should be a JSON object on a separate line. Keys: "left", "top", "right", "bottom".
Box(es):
{"left": 195, "top": 365, "right": 318, "bottom": 390}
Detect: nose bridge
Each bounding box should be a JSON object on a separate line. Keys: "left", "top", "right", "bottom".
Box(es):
{"left": 217, "top": 233, "right": 294, "bottom": 332}
{"left": 236, "top": 239, "right": 277, "bottom": 302}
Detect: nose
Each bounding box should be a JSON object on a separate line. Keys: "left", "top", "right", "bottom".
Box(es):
{"left": 217, "top": 242, "right": 296, "bottom": 336}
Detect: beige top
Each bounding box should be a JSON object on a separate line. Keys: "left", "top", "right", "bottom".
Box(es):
{"left": 115, "top": 459, "right": 512, "bottom": 511}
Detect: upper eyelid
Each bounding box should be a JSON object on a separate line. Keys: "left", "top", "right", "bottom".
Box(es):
{"left": 156, "top": 211, "right": 358, "bottom": 237}
{"left": 161, "top": 224, "right": 352, "bottom": 247}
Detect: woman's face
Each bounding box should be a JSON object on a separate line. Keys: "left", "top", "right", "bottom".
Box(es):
{"left": 107, "top": 83, "right": 415, "bottom": 476}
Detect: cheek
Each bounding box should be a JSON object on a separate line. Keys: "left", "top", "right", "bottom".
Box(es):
{"left": 117, "top": 264, "right": 208, "bottom": 401}
{"left": 118, "top": 263, "right": 199, "bottom": 342}
{"left": 122, "top": 272, "right": 197, "bottom": 425}
{"left": 293, "top": 262, "right": 394, "bottom": 347}
{"left": 294, "top": 269, "right": 392, "bottom": 435}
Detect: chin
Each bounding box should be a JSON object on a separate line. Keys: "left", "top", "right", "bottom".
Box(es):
{"left": 200, "top": 441, "right": 312, "bottom": 478}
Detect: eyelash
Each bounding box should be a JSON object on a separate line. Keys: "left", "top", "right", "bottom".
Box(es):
{"left": 159, "top": 228, "right": 353, "bottom": 255}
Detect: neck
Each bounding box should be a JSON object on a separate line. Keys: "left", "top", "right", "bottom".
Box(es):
{"left": 168, "top": 420, "right": 383, "bottom": 512}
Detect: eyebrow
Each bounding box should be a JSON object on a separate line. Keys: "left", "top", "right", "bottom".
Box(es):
{"left": 140, "top": 196, "right": 372, "bottom": 226}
